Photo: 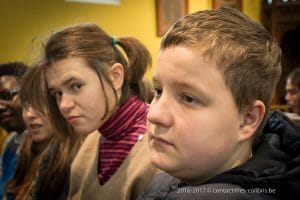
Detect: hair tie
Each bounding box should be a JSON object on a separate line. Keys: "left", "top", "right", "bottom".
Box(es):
{"left": 112, "top": 37, "right": 118, "bottom": 45}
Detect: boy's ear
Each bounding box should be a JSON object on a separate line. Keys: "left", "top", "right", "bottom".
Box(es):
{"left": 108, "top": 63, "right": 124, "bottom": 91}
{"left": 238, "top": 100, "right": 265, "bottom": 142}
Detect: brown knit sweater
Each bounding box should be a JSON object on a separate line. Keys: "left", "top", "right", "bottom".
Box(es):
{"left": 67, "top": 130, "right": 158, "bottom": 200}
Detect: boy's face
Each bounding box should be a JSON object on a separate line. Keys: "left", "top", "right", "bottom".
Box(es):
{"left": 147, "top": 46, "right": 245, "bottom": 185}
{"left": 0, "top": 75, "right": 24, "bottom": 132}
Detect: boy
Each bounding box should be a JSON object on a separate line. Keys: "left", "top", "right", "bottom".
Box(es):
{"left": 139, "top": 7, "right": 300, "bottom": 199}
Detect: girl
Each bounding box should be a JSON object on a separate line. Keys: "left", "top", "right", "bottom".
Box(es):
{"left": 5, "top": 63, "right": 83, "bottom": 200}
{"left": 39, "top": 23, "right": 157, "bottom": 200}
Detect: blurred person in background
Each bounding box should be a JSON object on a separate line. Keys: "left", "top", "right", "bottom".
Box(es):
{"left": 285, "top": 67, "right": 300, "bottom": 122}
{"left": 0, "top": 62, "right": 28, "bottom": 199}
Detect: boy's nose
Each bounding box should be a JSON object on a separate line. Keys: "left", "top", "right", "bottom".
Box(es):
{"left": 147, "top": 96, "right": 172, "bottom": 127}
{"left": 0, "top": 101, "right": 8, "bottom": 112}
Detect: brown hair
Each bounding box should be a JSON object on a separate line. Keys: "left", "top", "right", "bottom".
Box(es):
{"left": 161, "top": 7, "right": 282, "bottom": 138}
{"left": 44, "top": 23, "right": 151, "bottom": 133}
{"left": 43, "top": 23, "right": 151, "bottom": 119}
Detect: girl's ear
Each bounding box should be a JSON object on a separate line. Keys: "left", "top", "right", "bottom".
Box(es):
{"left": 108, "top": 63, "right": 124, "bottom": 91}
{"left": 238, "top": 100, "right": 265, "bottom": 142}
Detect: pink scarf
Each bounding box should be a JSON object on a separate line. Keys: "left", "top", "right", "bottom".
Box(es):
{"left": 98, "top": 96, "right": 148, "bottom": 185}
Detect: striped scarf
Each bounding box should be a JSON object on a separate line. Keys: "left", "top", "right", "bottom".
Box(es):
{"left": 98, "top": 96, "right": 148, "bottom": 185}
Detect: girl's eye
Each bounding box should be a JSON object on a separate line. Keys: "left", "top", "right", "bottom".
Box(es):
{"left": 51, "top": 91, "right": 63, "bottom": 98}
{"left": 71, "top": 83, "right": 82, "bottom": 90}
{"left": 22, "top": 103, "right": 30, "bottom": 110}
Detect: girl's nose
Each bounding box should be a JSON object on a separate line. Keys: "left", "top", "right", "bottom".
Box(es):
{"left": 59, "top": 94, "right": 76, "bottom": 114}
{"left": 23, "top": 106, "right": 38, "bottom": 119}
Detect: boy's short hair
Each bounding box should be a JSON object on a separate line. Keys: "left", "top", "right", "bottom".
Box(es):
{"left": 161, "top": 7, "right": 282, "bottom": 138}
{"left": 0, "top": 62, "right": 29, "bottom": 82}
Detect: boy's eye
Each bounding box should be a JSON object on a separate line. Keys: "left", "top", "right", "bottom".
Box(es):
{"left": 183, "top": 95, "right": 194, "bottom": 103}
{"left": 153, "top": 87, "right": 162, "bottom": 97}
{"left": 181, "top": 94, "right": 200, "bottom": 105}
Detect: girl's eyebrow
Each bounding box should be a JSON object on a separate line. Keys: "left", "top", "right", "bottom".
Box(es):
{"left": 48, "top": 76, "right": 78, "bottom": 92}
{"left": 61, "top": 77, "right": 77, "bottom": 86}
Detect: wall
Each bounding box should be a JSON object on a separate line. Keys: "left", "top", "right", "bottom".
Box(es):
{"left": 0, "top": 0, "right": 260, "bottom": 78}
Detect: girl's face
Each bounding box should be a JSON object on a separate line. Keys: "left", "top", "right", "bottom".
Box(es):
{"left": 23, "top": 106, "right": 53, "bottom": 142}
{"left": 46, "top": 57, "right": 120, "bottom": 135}
{"left": 147, "top": 46, "right": 256, "bottom": 185}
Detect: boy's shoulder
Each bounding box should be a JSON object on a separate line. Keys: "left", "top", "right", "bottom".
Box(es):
{"left": 138, "top": 172, "right": 278, "bottom": 200}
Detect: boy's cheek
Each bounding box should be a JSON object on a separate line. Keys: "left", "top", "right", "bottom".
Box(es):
{"left": 146, "top": 120, "right": 155, "bottom": 132}
{"left": 146, "top": 122, "right": 154, "bottom": 140}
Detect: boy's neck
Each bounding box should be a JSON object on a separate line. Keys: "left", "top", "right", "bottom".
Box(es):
{"left": 184, "top": 141, "right": 253, "bottom": 186}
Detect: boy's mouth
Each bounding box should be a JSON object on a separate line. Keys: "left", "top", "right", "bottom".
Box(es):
{"left": 151, "top": 135, "right": 173, "bottom": 146}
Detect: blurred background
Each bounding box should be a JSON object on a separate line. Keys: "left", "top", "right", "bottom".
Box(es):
{"left": 0, "top": 0, "right": 299, "bottom": 105}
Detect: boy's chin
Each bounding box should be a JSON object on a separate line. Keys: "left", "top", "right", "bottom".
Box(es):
{"left": 150, "top": 151, "right": 171, "bottom": 171}
{"left": 149, "top": 151, "right": 182, "bottom": 177}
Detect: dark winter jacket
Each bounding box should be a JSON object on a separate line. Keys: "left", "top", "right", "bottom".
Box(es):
{"left": 137, "top": 111, "right": 300, "bottom": 200}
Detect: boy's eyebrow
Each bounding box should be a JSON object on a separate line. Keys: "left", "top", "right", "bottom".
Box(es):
{"left": 152, "top": 77, "right": 158, "bottom": 84}
{"left": 153, "top": 76, "right": 201, "bottom": 90}
{"left": 152, "top": 75, "right": 211, "bottom": 102}
{"left": 153, "top": 75, "right": 206, "bottom": 93}
{"left": 174, "top": 81, "right": 195, "bottom": 89}
{"left": 175, "top": 80, "right": 211, "bottom": 103}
